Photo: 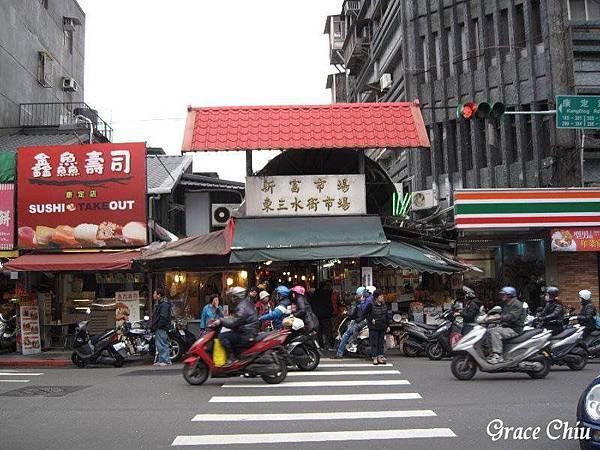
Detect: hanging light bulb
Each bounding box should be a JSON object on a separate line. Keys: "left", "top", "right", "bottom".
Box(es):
{"left": 240, "top": 270, "right": 248, "bottom": 280}
{"left": 301, "top": 275, "right": 306, "bottom": 281}
{"left": 226, "top": 277, "right": 234, "bottom": 287}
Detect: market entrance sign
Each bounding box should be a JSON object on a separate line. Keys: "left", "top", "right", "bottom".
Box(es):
{"left": 454, "top": 189, "right": 600, "bottom": 229}
{"left": 246, "top": 175, "right": 366, "bottom": 217}
{"left": 556, "top": 95, "right": 600, "bottom": 129}
{"left": 17, "top": 142, "right": 148, "bottom": 249}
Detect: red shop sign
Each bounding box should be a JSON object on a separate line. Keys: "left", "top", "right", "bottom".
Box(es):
{"left": 551, "top": 228, "right": 600, "bottom": 252}
{"left": 0, "top": 184, "right": 14, "bottom": 250}
{"left": 17, "top": 142, "right": 147, "bottom": 250}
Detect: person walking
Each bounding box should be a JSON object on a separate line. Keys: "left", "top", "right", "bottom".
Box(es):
{"left": 364, "top": 290, "right": 389, "bottom": 365}
{"left": 311, "top": 281, "right": 335, "bottom": 349}
{"left": 150, "top": 288, "right": 172, "bottom": 367}
{"left": 199, "top": 295, "right": 224, "bottom": 330}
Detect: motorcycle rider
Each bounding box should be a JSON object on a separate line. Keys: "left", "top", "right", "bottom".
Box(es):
{"left": 536, "top": 286, "right": 565, "bottom": 335}
{"left": 332, "top": 287, "right": 366, "bottom": 359}
{"left": 460, "top": 286, "right": 482, "bottom": 336}
{"left": 576, "top": 289, "right": 597, "bottom": 336}
{"left": 290, "top": 285, "right": 319, "bottom": 334}
{"left": 487, "top": 286, "right": 526, "bottom": 364}
{"left": 212, "top": 287, "right": 259, "bottom": 366}
{"left": 258, "top": 286, "right": 292, "bottom": 330}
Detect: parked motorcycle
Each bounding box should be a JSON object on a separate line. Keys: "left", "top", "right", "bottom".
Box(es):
{"left": 425, "top": 309, "right": 462, "bottom": 360}
{"left": 182, "top": 327, "right": 290, "bottom": 385}
{"left": 401, "top": 321, "right": 434, "bottom": 357}
{"left": 71, "top": 321, "right": 126, "bottom": 368}
{"left": 335, "top": 316, "right": 370, "bottom": 358}
{"left": 121, "top": 316, "right": 187, "bottom": 363}
{"left": 451, "top": 306, "right": 553, "bottom": 380}
{"left": 0, "top": 313, "right": 17, "bottom": 353}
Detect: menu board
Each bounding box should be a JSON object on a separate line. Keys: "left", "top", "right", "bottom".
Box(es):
{"left": 19, "top": 305, "right": 41, "bottom": 355}
{"left": 115, "top": 291, "right": 140, "bottom": 326}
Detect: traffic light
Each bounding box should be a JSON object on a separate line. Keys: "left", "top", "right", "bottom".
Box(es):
{"left": 457, "top": 101, "right": 505, "bottom": 120}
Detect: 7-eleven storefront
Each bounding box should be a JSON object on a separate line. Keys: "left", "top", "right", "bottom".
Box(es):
{"left": 454, "top": 189, "right": 600, "bottom": 311}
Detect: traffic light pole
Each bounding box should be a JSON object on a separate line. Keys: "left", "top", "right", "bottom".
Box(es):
{"left": 503, "top": 110, "right": 557, "bottom": 115}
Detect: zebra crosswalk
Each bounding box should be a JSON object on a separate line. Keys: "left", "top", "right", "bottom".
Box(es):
{"left": 172, "top": 358, "right": 456, "bottom": 447}
{"left": 0, "top": 370, "right": 44, "bottom": 383}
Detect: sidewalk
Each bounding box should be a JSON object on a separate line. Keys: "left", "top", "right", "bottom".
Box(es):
{"left": 0, "top": 350, "right": 72, "bottom": 368}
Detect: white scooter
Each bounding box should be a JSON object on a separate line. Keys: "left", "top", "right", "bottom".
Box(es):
{"left": 451, "top": 306, "right": 553, "bottom": 380}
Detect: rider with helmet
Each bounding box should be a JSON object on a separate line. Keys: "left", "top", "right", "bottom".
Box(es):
{"left": 487, "top": 286, "right": 527, "bottom": 364}
{"left": 576, "top": 289, "right": 597, "bottom": 336}
{"left": 213, "top": 287, "right": 259, "bottom": 365}
{"left": 460, "top": 286, "right": 482, "bottom": 335}
{"left": 332, "top": 286, "right": 366, "bottom": 359}
{"left": 289, "top": 285, "right": 319, "bottom": 334}
{"left": 258, "top": 285, "right": 292, "bottom": 330}
{"left": 536, "top": 286, "right": 565, "bottom": 335}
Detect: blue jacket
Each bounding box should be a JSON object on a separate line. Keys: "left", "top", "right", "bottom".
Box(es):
{"left": 199, "top": 304, "right": 223, "bottom": 329}
{"left": 356, "top": 295, "right": 373, "bottom": 322}
{"left": 259, "top": 300, "right": 290, "bottom": 330}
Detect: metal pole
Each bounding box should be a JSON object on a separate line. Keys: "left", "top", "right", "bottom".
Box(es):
{"left": 504, "top": 110, "right": 557, "bottom": 115}
{"left": 75, "top": 114, "right": 93, "bottom": 143}
{"left": 246, "top": 150, "right": 253, "bottom": 177}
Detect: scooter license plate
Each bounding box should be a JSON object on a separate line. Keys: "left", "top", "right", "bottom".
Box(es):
{"left": 178, "top": 330, "right": 185, "bottom": 336}
{"left": 113, "top": 342, "right": 126, "bottom": 351}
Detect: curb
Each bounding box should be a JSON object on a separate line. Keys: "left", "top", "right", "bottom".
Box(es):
{"left": 0, "top": 359, "right": 72, "bottom": 368}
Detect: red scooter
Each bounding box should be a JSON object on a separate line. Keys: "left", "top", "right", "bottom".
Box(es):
{"left": 182, "top": 327, "right": 290, "bottom": 385}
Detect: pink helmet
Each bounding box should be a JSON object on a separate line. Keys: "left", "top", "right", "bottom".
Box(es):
{"left": 291, "top": 285, "right": 306, "bottom": 296}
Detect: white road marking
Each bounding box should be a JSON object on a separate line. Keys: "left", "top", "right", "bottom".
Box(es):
{"left": 209, "top": 393, "right": 422, "bottom": 403}
{"left": 172, "top": 428, "right": 456, "bottom": 446}
{"left": 319, "top": 363, "right": 393, "bottom": 367}
{"left": 222, "top": 379, "right": 410, "bottom": 388}
{"left": 0, "top": 372, "right": 43, "bottom": 376}
{"left": 288, "top": 369, "right": 400, "bottom": 376}
{"left": 0, "top": 379, "right": 30, "bottom": 383}
{"left": 192, "top": 410, "right": 436, "bottom": 422}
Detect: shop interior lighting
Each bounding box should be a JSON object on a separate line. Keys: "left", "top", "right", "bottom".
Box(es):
{"left": 226, "top": 277, "right": 234, "bottom": 287}
{"left": 265, "top": 260, "right": 273, "bottom": 266}
{"left": 301, "top": 275, "right": 306, "bottom": 281}
{"left": 240, "top": 270, "right": 248, "bottom": 280}
{"left": 288, "top": 276, "right": 292, "bottom": 282}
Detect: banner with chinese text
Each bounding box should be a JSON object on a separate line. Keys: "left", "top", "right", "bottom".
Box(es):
{"left": 0, "top": 184, "right": 14, "bottom": 250}
{"left": 551, "top": 228, "right": 600, "bottom": 252}
{"left": 17, "top": 143, "right": 147, "bottom": 249}
{"left": 246, "top": 175, "right": 366, "bottom": 217}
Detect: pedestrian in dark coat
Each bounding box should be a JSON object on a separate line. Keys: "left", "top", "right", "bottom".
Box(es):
{"left": 364, "top": 290, "right": 389, "bottom": 365}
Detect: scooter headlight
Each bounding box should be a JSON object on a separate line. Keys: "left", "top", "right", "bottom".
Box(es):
{"left": 586, "top": 385, "right": 600, "bottom": 421}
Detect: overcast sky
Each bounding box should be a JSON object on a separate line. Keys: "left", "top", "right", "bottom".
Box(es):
{"left": 76, "top": 0, "right": 341, "bottom": 181}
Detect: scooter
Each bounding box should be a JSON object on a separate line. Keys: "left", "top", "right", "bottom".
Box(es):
{"left": 451, "top": 306, "right": 553, "bottom": 380}
{"left": 121, "top": 316, "right": 187, "bottom": 363}
{"left": 335, "top": 316, "right": 370, "bottom": 358}
{"left": 285, "top": 331, "right": 321, "bottom": 371}
{"left": 0, "top": 313, "right": 17, "bottom": 353}
{"left": 71, "top": 321, "right": 126, "bottom": 368}
{"left": 425, "top": 309, "right": 462, "bottom": 361}
{"left": 401, "top": 321, "right": 433, "bottom": 357}
{"left": 547, "top": 324, "right": 588, "bottom": 370}
{"left": 182, "top": 327, "right": 290, "bottom": 385}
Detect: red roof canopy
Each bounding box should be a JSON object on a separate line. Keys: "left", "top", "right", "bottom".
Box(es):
{"left": 4, "top": 251, "right": 140, "bottom": 272}
{"left": 182, "top": 102, "right": 430, "bottom": 152}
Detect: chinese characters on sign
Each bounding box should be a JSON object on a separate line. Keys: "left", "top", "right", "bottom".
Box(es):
{"left": 246, "top": 175, "right": 366, "bottom": 217}
{"left": 551, "top": 228, "right": 600, "bottom": 252}
{"left": 556, "top": 95, "right": 600, "bottom": 130}
{"left": 0, "top": 184, "right": 14, "bottom": 250}
{"left": 17, "top": 143, "right": 147, "bottom": 250}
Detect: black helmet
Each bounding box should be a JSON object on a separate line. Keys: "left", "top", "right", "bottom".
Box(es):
{"left": 546, "top": 286, "right": 559, "bottom": 299}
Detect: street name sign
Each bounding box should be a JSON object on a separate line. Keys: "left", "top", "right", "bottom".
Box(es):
{"left": 556, "top": 95, "right": 600, "bottom": 129}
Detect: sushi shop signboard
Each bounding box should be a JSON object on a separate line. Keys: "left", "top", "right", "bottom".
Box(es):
{"left": 17, "top": 142, "right": 148, "bottom": 249}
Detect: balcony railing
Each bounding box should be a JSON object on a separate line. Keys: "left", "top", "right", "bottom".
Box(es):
{"left": 19, "top": 102, "right": 113, "bottom": 142}
{"left": 342, "top": 23, "right": 369, "bottom": 74}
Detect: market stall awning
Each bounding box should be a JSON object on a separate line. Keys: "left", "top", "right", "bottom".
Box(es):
{"left": 373, "top": 241, "right": 466, "bottom": 274}
{"left": 182, "top": 102, "right": 430, "bottom": 152}
{"left": 230, "top": 216, "right": 389, "bottom": 263}
{"left": 4, "top": 250, "right": 141, "bottom": 272}
{"left": 138, "top": 220, "right": 234, "bottom": 261}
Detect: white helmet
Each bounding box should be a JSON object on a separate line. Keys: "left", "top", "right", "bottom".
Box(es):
{"left": 366, "top": 286, "right": 376, "bottom": 294}
{"left": 579, "top": 290, "right": 592, "bottom": 301}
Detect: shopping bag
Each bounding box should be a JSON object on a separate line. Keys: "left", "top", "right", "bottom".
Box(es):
{"left": 385, "top": 334, "right": 396, "bottom": 350}
{"left": 212, "top": 338, "right": 227, "bottom": 367}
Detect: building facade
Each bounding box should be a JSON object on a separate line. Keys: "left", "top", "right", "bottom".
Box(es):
{"left": 325, "top": 0, "right": 600, "bottom": 204}
{"left": 0, "top": 0, "right": 86, "bottom": 128}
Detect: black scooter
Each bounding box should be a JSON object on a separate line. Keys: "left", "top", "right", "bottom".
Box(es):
{"left": 401, "top": 321, "right": 434, "bottom": 357}
{"left": 0, "top": 313, "right": 17, "bottom": 353}
{"left": 285, "top": 331, "right": 321, "bottom": 371}
{"left": 71, "top": 321, "right": 126, "bottom": 368}
{"left": 425, "top": 310, "right": 462, "bottom": 360}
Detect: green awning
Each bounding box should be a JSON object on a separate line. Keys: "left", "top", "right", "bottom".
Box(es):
{"left": 229, "top": 216, "right": 390, "bottom": 263}
{"left": 0, "top": 152, "right": 15, "bottom": 183}
{"left": 374, "top": 241, "right": 465, "bottom": 274}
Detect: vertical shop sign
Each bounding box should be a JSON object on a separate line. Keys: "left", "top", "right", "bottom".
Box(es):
{"left": 19, "top": 305, "right": 41, "bottom": 355}
{"left": 0, "top": 184, "right": 14, "bottom": 249}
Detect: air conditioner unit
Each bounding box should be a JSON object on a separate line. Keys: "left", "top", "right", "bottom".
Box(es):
{"left": 380, "top": 73, "right": 392, "bottom": 91}
{"left": 62, "top": 77, "right": 79, "bottom": 92}
{"left": 211, "top": 203, "right": 240, "bottom": 227}
{"left": 411, "top": 189, "right": 438, "bottom": 211}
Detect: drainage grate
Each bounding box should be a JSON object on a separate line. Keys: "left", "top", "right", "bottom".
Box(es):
{"left": 120, "top": 368, "right": 180, "bottom": 376}
{"left": 0, "top": 385, "right": 91, "bottom": 397}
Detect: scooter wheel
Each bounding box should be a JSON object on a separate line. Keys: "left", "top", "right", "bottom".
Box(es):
{"left": 402, "top": 341, "right": 420, "bottom": 358}
{"left": 71, "top": 352, "right": 87, "bottom": 368}
{"left": 183, "top": 360, "right": 210, "bottom": 386}
{"left": 451, "top": 353, "right": 477, "bottom": 380}
{"left": 113, "top": 354, "right": 125, "bottom": 368}
{"left": 567, "top": 354, "right": 587, "bottom": 371}
{"left": 526, "top": 354, "right": 551, "bottom": 379}
{"left": 296, "top": 347, "right": 320, "bottom": 371}
{"left": 426, "top": 342, "right": 444, "bottom": 361}
{"left": 261, "top": 357, "right": 288, "bottom": 384}
{"left": 169, "top": 336, "right": 185, "bottom": 363}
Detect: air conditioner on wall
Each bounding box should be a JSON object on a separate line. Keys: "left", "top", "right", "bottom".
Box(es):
{"left": 211, "top": 203, "right": 240, "bottom": 227}
{"left": 380, "top": 73, "right": 392, "bottom": 91}
{"left": 62, "top": 77, "right": 79, "bottom": 92}
{"left": 411, "top": 189, "right": 438, "bottom": 211}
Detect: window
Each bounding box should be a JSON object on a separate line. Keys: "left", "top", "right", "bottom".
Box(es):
{"left": 421, "top": 36, "right": 429, "bottom": 83}
{"left": 64, "top": 29, "right": 73, "bottom": 54}
{"left": 462, "top": 121, "right": 473, "bottom": 171}
{"left": 485, "top": 14, "right": 496, "bottom": 65}
{"left": 522, "top": 105, "right": 534, "bottom": 162}
{"left": 508, "top": 115, "right": 518, "bottom": 163}
{"left": 434, "top": 32, "right": 442, "bottom": 80}
{"left": 532, "top": 0, "right": 543, "bottom": 45}
{"left": 445, "top": 27, "right": 453, "bottom": 77}
{"left": 537, "top": 101, "right": 552, "bottom": 158}
{"left": 477, "top": 121, "right": 487, "bottom": 167}
{"left": 333, "top": 19, "right": 344, "bottom": 39}
{"left": 570, "top": 0, "right": 587, "bottom": 19}
{"left": 37, "top": 51, "right": 53, "bottom": 87}
{"left": 434, "top": 123, "right": 446, "bottom": 173}
{"left": 424, "top": 126, "right": 433, "bottom": 176}
{"left": 471, "top": 18, "right": 481, "bottom": 68}
{"left": 499, "top": 9, "right": 510, "bottom": 59}
{"left": 446, "top": 120, "right": 457, "bottom": 173}
{"left": 514, "top": 4, "right": 526, "bottom": 56}
{"left": 589, "top": 0, "right": 600, "bottom": 18}
{"left": 457, "top": 23, "right": 465, "bottom": 74}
